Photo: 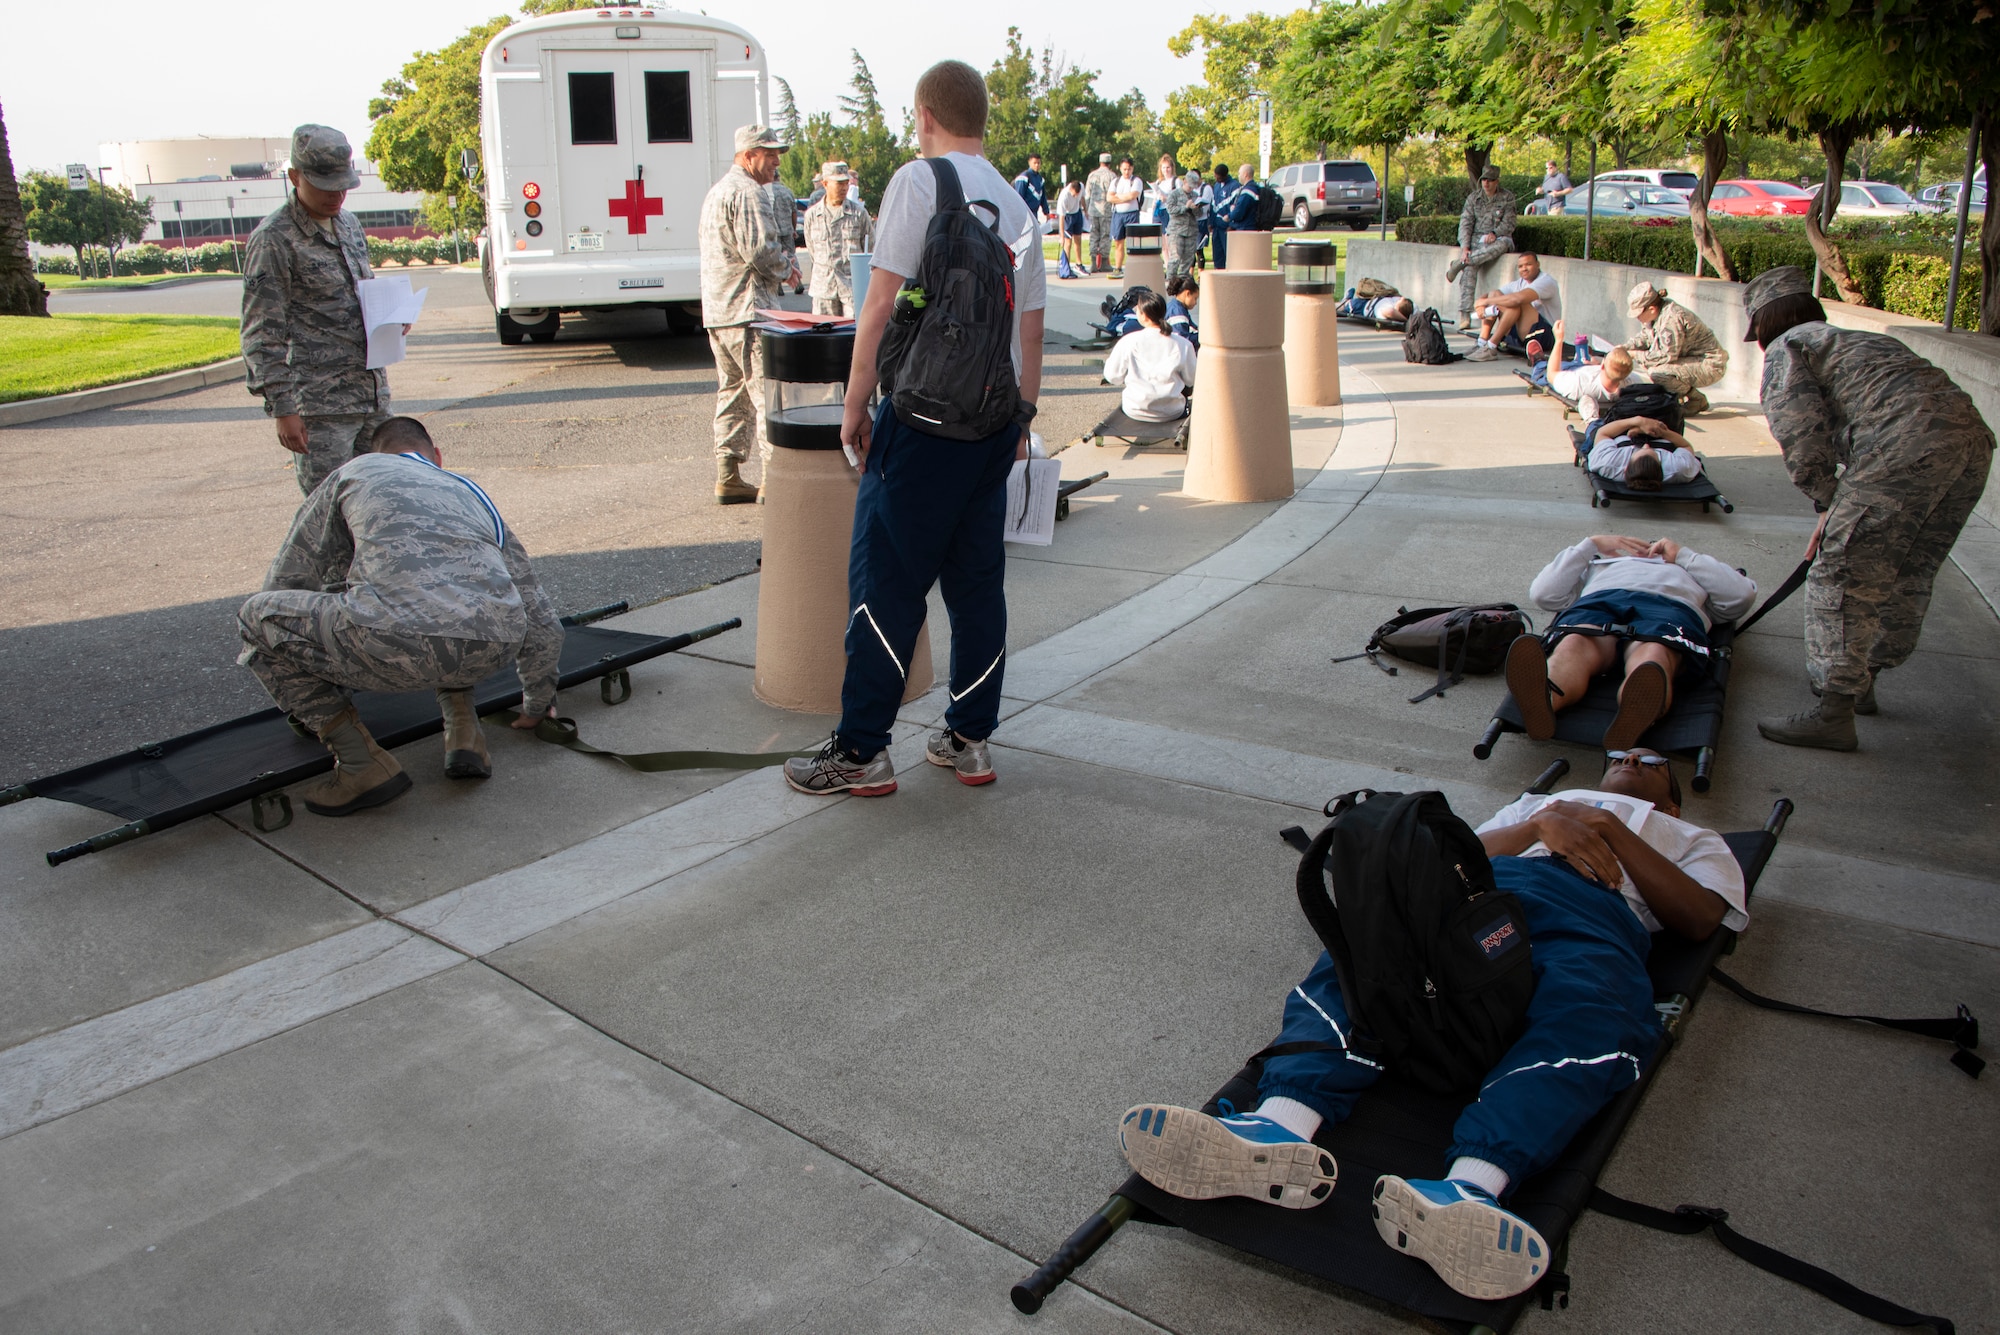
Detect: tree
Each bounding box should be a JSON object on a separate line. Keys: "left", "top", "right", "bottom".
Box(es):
{"left": 1164, "top": 12, "right": 1306, "bottom": 169}
{"left": 828, "top": 51, "right": 906, "bottom": 204}
{"left": 366, "top": 13, "right": 511, "bottom": 236}
{"left": 0, "top": 100, "right": 48, "bottom": 316}
{"left": 21, "top": 171, "right": 152, "bottom": 276}
{"left": 774, "top": 78, "right": 814, "bottom": 196}
{"left": 984, "top": 28, "right": 1040, "bottom": 174}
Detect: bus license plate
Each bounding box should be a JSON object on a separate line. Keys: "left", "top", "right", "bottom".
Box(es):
{"left": 568, "top": 233, "right": 604, "bottom": 252}
{"left": 618, "top": 277, "right": 664, "bottom": 289}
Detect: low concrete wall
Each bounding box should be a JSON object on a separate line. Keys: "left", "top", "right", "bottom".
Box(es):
{"left": 1346, "top": 238, "right": 2000, "bottom": 524}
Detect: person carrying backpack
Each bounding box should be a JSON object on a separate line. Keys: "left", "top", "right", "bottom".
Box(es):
{"left": 782, "top": 60, "right": 1045, "bottom": 798}
{"left": 1116, "top": 753, "right": 1749, "bottom": 1302}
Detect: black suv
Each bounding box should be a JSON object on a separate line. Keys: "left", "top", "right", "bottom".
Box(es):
{"left": 1274, "top": 160, "right": 1381, "bottom": 230}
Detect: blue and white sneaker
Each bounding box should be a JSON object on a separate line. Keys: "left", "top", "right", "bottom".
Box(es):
{"left": 1372, "top": 1175, "right": 1549, "bottom": 1300}
{"left": 1119, "top": 1104, "right": 1337, "bottom": 1210}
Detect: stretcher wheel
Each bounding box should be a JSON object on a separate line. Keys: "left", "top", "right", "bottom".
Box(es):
{"left": 1056, "top": 497, "right": 1070, "bottom": 521}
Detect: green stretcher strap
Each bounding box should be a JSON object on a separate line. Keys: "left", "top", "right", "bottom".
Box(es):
{"left": 497, "top": 712, "right": 812, "bottom": 772}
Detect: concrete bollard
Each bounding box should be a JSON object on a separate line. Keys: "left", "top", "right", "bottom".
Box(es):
{"left": 1183, "top": 269, "right": 1293, "bottom": 503}
{"left": 753, "top": 330, "right": 932, "bottom": 713}
{"left": 1223, "top": 231, "right": 1273, "bottom": 271}
{"left": 1280, "top": 240, "right": 1341, "bottom": 407}
{"left": 1122, "top": 253, "right": 1166, "bottom": 294}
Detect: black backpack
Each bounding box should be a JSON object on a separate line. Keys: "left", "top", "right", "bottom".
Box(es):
{"left": 876, "top": 157, "right": 1022, "bottom": 441}
{"left": 1254, "top": 184, "right": 1285, "bottom": 229}
{"left": 1402, "top": 307, "right": 1459, "bottom": 365}
{"left": 1340, "top": 603, "right": 1531, "bottom": 703}
{"left": 1607, "top": 380, "right": 1684, "bottom": 433}
{"left": 1294, "top": 790, "right": 1535, "bottom": 1096}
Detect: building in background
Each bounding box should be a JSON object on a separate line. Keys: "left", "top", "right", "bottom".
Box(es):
{"left": 99, "top": 137, "right": 430, "bottom": 248}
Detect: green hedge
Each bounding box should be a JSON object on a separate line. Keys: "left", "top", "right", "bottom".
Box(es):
{"left": 1391, "top": 214, "right": 1979, "bottom": 324}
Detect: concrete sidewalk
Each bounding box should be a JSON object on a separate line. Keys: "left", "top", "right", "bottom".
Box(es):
{"left": 3, "top": 326, "right": 1996, "bottom": 1333}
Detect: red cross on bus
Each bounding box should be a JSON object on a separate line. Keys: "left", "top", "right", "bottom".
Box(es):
{"left": 607, "top": 177, "right": 664, "bottom": 234}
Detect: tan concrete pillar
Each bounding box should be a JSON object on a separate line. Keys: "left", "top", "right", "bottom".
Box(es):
{"left": 753, "top": 440, "right": 932, "bottom": 714}
{"left": 1223, "top": 231, "right": 1273, "bottom": 270}
{"left": 1183, "top": 269, "right": 1293, "bottom": 503}
{"left": 1284, "top": 295, "right": 1342, "bottom": 406}
{"left": 1122, "top": 253, "right": 1166, "bottom": 294}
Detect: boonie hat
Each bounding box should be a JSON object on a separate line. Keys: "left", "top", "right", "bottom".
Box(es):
{"left": 1480, "top": 164, "right": 1501, "bottom": 182}
{"left": 290, "top": 124, "right": 360, "bottom": 192}
{"left": 1740, "top": 265, "right": 1815, "bottom": 340}
{"left": 819, "top": 161, "right": 851, "bottom": 182}
{"left": 1626, "top": 280, "right": 1666, "bottom": 316}
{"left": 733, "top": 124, "right": 789, "bottom": 154}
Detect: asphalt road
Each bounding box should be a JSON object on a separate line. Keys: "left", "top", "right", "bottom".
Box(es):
{"left": 3, "top": 268, "right": 1120, "bottom": 784}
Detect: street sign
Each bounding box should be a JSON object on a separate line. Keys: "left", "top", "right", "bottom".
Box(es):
{"left": 66, "top": 163, "right": 90, "bottom": 191}
{"left": 1405, "top": 184, "right": 1415, "bottom": 203}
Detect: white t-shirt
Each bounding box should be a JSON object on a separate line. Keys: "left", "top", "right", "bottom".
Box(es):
{"left": 1103, "top": 327, "right": 1197, "bottom": 421}
{"left": 1109, "top": 173, "right": 1143, "bottom": 213}
{"left": 1548, "top": 365, "right": 1622, "bottom": 422}
{"left": 1476, "top": 790, "right": 1749, "bottom": 934}
{"left": 1501, "top": 271, "right": 1562, "bottom": 323}
{"left": 1588, "top": 436, "right": 1705, "bottom": 485}
{"left": 1058, "top": 185, "right": 1084, "bottom": 216}
{"left": 872, "top": 152, "right": 1049, "bottom": 381}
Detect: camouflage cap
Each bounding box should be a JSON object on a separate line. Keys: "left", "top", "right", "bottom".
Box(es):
{"left": 819, "top": 160, "right": 852, "bottom": 182}
{"left": 290, "top": 124, "right": 360, "bottom": 192}
{"left": 1741, "top": 265, "right": 1814, "bottom": 339}
{"left": 733, "top": 124, "right": 788, "bottom": 154}
{"left": 1627, "top": 280, "right": 1666, "bottom": 316}
{"left": 1480, "top": 164, "right": 1502, "bottom": 182}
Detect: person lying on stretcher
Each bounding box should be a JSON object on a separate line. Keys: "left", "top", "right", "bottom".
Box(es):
{"left": 1504, "top": 534, "right": 1757, "bottom": 751}
{"left": 1586, "top": 413, "right": 1703, "bottom": 490}
{"left": 1119, "top": 750, "right": 1749, "bottom": 1302}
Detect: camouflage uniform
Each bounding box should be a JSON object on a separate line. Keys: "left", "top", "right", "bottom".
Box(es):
{"left": 1455, "top": 188, "right": 1518, "bottom": 317}
{"left": 1161, "top": 180, "right": 1199, "bottom": 280}
{"left": 765, "top": 179, "right": 799, "bottom": 290}
{"left": 1761, "top": 322, "right": 1996, "bottom": 698}
{"left": 238, "top": 451, "right": 563, "bottom": 731}
{"left": 1627, "top": 300, "right": 1728, "bottom": 395}
{"left": 699, "top": 164, "right": 793, "bottom": 465}
{"left": 803, "top": 194, "right": 873, "bottom": 317}
{"left": 1086, "top": 165, "right": 1116, "bottom": 269}
{"left": 241, "top": 198, "right": 391, "bottom": 496}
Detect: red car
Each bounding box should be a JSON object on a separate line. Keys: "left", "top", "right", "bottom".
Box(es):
{"left": 1707, "top": 179, "right": 1814, "bottom": 217}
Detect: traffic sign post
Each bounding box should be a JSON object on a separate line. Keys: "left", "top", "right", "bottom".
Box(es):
{"left": 66, "top": 165, "right": 98, "bottom": 278}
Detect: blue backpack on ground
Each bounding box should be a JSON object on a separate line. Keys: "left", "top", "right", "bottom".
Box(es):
{"left": 876, "top": 157, "right": 1022, "bottom": 441}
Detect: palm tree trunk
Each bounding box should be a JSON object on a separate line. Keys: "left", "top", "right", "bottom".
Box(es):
{"left": 0, "top": 101, "right": 50, "bottom": 316}
{"left": 1689, "top": 126, "right": 1735, "bottom": 282}
{"left": 1805, "top": 124, "right": 1866, "bottom": 306}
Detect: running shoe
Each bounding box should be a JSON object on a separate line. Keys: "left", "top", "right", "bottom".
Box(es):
{"left": 1505, "top": 634, "right": 1558, "bottom": 740}
{"left": 1119, "top": 1104, "right": 1337, "bottom": 1210}
{"left": 1467, "top": 345, "right": 1500, "bottom": 362}
{"left": 924, "top": 729, "right": 996, "bottom": 785}
{"left": 783, "top": 734, "right": 897, "bottom": 796}
{"left": 1372, "top": 1175, "right": 1549, "bottom": 1300}
{"left": 1604, "top": 659, "right": 1668, "bottom": 752}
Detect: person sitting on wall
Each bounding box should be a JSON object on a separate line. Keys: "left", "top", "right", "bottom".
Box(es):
{"left": 1444, "top": 165, "right": 1518, "bottom": 333}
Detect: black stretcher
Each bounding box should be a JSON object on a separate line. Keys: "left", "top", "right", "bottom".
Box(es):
{"left": 1513, "top": 367, "right": 1580, "bottom": 416}
{"left": 1475, "top": 620, "right": 1739, "bottom": 793}
{"left": 1057, "top": 472, "right": 1111, "bottom": 520}
{"left": 1085, "top": 405, "right": 1189, "bottom": 451}
{"left": 3, "top": 604, "right": 740, "bottom": 867}
{"left": 1568, "top": 425, "right": 1734, "bottom": 514}
{"left": 1013, "top": 774, "right": 1792, "bottom": 1333}
{"left": 1336, "top": 311, "right": 1411, "bottom": 332}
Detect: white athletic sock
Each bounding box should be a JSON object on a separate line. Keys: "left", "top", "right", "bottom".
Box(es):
{"left": 1448, "top": 1156, "right": 1510, "bottom": 1198}
{"left": 1253, "top": 1096, "right": 1323, "bottom": 1141}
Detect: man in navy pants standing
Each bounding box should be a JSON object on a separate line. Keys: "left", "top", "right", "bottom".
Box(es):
{"left": 784, "top": 59, "right": 1046, "bottom": 797}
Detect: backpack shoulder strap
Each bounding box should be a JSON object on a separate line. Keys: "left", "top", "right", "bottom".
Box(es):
{"left": 924, "top": 156, "right": 966, "bottom": 212}
{"left": 1294, "top": 812, "right": 1383, "bottom": 1058}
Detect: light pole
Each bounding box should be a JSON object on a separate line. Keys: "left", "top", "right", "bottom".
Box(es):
{"left": 1253, "top": 93, "right": 1273, "bottom": 180}
{"left": 173, "top": 199, "right": 192, "bottom": 272}
{"left": 96, "top": 167, "right": 116, "bottom": 278}
{"left": 226, "top": 194, "right": 241, "bottom": 273}
{"left": 459, "top": 148, "right": 481, "bottom": 267}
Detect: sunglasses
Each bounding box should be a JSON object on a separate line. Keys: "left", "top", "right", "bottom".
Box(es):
{"left": 1603, "top": 751, "right": 1670, "bottom": 767}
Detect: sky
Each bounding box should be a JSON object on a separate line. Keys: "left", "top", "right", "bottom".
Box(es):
{"left": 2, "top": 0, "right": 1217, "bottom": 174}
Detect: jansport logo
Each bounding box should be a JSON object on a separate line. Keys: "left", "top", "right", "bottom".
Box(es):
{"left": 1476, "top": 916, "right": 1521, "bottom": 959}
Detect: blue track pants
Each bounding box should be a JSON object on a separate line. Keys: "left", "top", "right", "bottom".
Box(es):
{"left": 1257, "top": 856, "right": 1666, "bottom": 1192}
{"left": 835, "top": 399, "right": 1020, "bottom": 757}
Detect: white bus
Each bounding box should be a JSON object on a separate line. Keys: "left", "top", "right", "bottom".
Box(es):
{"left": 478, "top": 6, "right": 769, "bottom": 344}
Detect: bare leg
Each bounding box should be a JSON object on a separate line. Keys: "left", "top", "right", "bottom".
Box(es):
{"left": 1620, "top": 642, "right": 1679, "bottom": 715}
{"left": 1547, "top": 634, "right": 1620, "bottom": 713}
{"left": 1489, "top": 303, "right": 1523, "bottom": 345}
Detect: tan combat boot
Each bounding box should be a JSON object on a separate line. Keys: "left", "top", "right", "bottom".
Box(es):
{"left": 1757, "top": 692, "right": 1859, "bottom": 751}
{"left": 304, "top": 707, "right": 413, "bottom": 816}
{"left": 716, "top": 458, "right": 759, "bottom": 505}
{"left": 1812, "top": 672, "right": 1877, "bottom": 715}
{"left": 1682, "top": 389, "right": 1710, "bottom": 415}
{"left": 439, "top": 688, "right": 491, "bottom": 779}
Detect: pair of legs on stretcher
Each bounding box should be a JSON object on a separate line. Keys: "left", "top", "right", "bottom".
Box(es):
{"left": 1122, "top": 751, "right": 1733, "bottom": 1301}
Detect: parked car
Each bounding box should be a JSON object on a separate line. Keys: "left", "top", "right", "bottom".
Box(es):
{"left": 1707, "top": 179, "right": 1814, "bottom": 217}
{"left": 1553, "top": 182, "right": 1692, "bottom": 218}
{"left": 1806, "top": 180, "right": 1918, "bottom": 216}
{"left": 1272, "top": 159, "right": 1381, "bottom": 230}
{"left": 1917, "top": 181, "right": 1988, "bottom": 213}
{"left": 1527, "top": 170, "right": 1701, "bottom": 213}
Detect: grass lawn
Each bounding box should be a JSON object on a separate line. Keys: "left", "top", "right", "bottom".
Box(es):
{"left": 37, "top": 271, "right": 224, "bottom": 289}
{"left": 0, "top": 313, "right": 241, "bottom": 403}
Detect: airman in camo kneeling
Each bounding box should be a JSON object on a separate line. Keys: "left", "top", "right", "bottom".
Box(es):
{"left": 1623, "top": 282, "right": 1728, "bottom": 415}
{"left": 237, "top": 417, "right": 564, "bottom": 816}
{"left": 242, "top": 124, "right": 391, "bottom": 498}
{"left": 1745, "top": 266, "right": 1995, "bottom": 751}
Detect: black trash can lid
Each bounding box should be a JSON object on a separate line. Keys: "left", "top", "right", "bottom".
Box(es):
{"left": 759, "top": 327, "right": 856, "bottom": 383}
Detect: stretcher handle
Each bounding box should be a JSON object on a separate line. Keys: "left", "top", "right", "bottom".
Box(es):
{"left": 1527, "top": 758, "right": 1570, "bottom": 795}
{"left": 0, "top": 783, "right": 34, "bottom": 808}
{"left": 1764, "top": 797, "right": 1793, "bottom": 837}
{"left": 47, "top": 819, "right": 152, "bottom": 868}
{"left": 1474, "top": 717, "right": 1505, "bottom": 760}
{"left": 560, "top": 601, "right": 630, "bottom": 628}
{"left": 1010, "top": 1193, "right": 1136, "bottom": 1314}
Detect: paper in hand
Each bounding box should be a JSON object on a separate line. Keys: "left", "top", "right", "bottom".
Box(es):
{"left": 358, "top": 276, "right": 429, "bottom": 369}
{"left": 1003, "top": 458, "right": 1061, "bottom": 546}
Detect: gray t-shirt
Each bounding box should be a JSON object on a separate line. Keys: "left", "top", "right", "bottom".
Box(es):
{"left": 871, "top": 151, "right": 1049, "bottom": 380}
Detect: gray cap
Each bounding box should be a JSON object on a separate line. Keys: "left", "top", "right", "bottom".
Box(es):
{"left": 1099, "top": 153, "right": 1112, "bottom": 163}
{"left": 1480, "top": 164, "right": 1501, "bottom": 182}
{"left": 291, "top": 124, "right": 359, "bottom": 191}
{"left": 1627, "top": 280, "right": 1666, "bottom": 316}
{"left": 734, "top": 124, "right": 788, "bottom": 154}
{"left": 1741, "top": 265, "right": 1814, "bottom": 339}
